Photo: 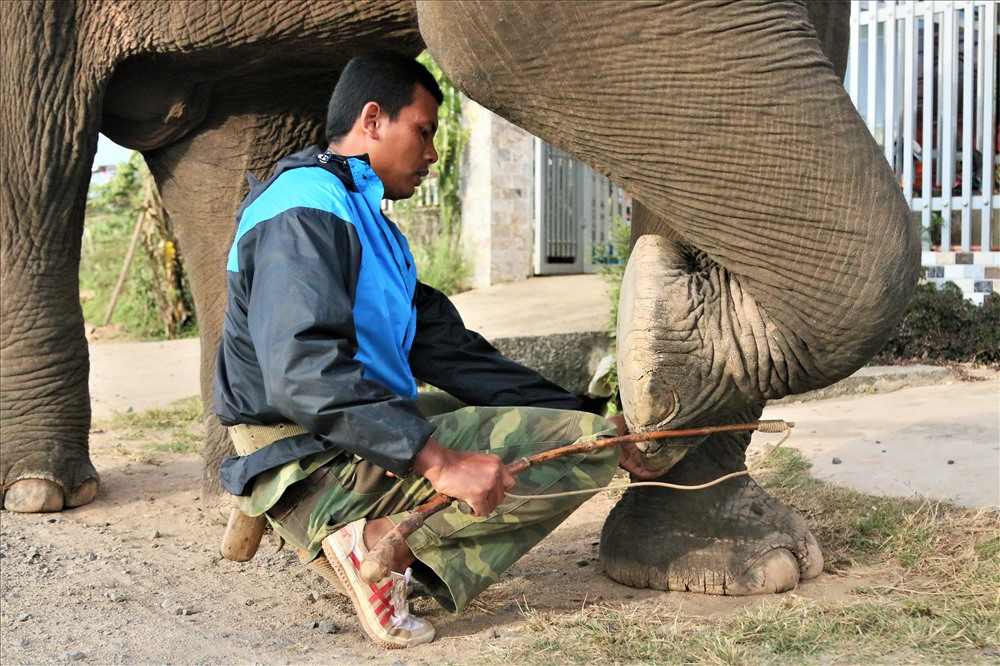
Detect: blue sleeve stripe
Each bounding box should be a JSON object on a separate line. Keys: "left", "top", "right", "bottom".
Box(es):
{"left": 227, "top": 168, "right": 353, "bottom": 272}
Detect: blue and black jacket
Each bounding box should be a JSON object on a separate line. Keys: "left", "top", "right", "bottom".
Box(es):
{"left": 214, "top": 146, "right": 590, "bottom": 494}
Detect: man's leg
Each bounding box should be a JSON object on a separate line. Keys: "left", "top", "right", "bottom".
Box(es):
{"left": 371, "top": 406, "right": 619, "bottom": 612}
{"left": 256, "top": 390, "right": 466, "bottom": 556}
{"left": 263, "top": 406, "right": 617, "bottom": 611}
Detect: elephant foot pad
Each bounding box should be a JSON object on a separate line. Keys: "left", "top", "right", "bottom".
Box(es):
{"left": 3, "top": 478, "right": 99, "bottom": 513}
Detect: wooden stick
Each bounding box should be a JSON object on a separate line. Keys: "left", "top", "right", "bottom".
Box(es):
{"left": 220, "top": 508, "right": 267, "bottom": 562}
{"left": 103, "top": 209, "right": 146, "bottom": 326}
{"left": 359, "top": 419, "right": 791, "bottom": 582}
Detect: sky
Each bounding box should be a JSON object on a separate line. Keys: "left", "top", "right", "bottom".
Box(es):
{"left": 94, "top": 133, "right": 133, "bottom": 166}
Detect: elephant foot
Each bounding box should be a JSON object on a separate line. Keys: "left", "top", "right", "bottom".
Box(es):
{"left": 3, "top": 477, "right": 99, "bottom": 513}
{"left": 599, "top": 439, "right": 822, "bottom": 595}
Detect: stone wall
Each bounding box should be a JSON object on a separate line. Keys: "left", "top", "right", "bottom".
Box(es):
{"left": 491, "top": 331, "right": 612, "bottom": 395}
{"left": 460, "top": 99, "right": 535, "bottom": 288}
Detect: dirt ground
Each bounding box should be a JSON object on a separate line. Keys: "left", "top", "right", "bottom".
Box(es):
{"left": 1, "top": 423, "right": 893, "bottom": 666}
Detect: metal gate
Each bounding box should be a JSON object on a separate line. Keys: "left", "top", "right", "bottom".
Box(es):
{"left": 846, "top": 0, "right": 998, "bottom": 251}
{"left": 533, "top": 139, "right": 632, "bottom": 275}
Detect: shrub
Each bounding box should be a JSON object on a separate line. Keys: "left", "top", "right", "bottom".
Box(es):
{"left": 595, "top": 216, "right": 632, "bottom": 405}
{"left": 394, "top": 51, "right": 471, "bottom": 296}
{"left": 411, "top": 235, "right": 470, "bottom": 296}
{"left": 876, "top": 282, "right": 999, "bottom": 366}
{"left": 596, "top": 216, "right": 632, "bottom": 342}
{"left": 82, "top": 155, "right": 164, "bottom": 338}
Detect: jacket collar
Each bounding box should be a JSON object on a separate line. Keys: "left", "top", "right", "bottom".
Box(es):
{"left": 315, "top": 148, "right": 385, "bottom": 210}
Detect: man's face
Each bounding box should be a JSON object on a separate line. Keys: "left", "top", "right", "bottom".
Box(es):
{"left": 369, "top": 84, "right": 439, "bottom": 200}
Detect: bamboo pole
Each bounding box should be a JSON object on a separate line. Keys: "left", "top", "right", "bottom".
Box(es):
{"left": 102, "top": 207, "right": 146, "bottom": 326}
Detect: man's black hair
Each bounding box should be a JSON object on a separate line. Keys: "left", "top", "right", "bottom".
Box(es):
{"left": 326, "top": 52, "right": 443, "bottom": 143}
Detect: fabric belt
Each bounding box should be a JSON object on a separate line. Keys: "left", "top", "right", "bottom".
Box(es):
{"left": 228, "top": 423, "right": 308, "bottom": 456}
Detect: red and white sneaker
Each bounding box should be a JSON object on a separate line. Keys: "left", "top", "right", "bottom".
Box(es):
{"left": 321, "top": 518, "right": 435, "bottom": 649}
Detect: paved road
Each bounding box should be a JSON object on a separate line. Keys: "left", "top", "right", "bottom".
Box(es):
{"left": 763, "top": 379, "right": 1000, "bottom": 508}
{"left": 89, "top": 338, "right": 200, "bottom": 421}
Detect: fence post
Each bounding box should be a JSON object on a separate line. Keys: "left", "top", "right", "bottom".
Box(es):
{"left": 941, "top": 5, "right": 955, "bottom": 251}
{"left": 961, "top": 4, "right": 974, "bottom": 250}
{"left": 903, "top": 3, "right": 916, "bottom": 207}
{"left": 867, "top": 1, "right": 879, "bottom": 132}
{"left": 981, "top": 1, "right": 996, "bottom": 251}
{"left": 884, "top": 2, "right": 897, "bottom": 168}
{"left": 922, "top": 2, "right": 935, "bottom": 246}
{"left": 849, "top": 2, "right": 860, "bottom": 106}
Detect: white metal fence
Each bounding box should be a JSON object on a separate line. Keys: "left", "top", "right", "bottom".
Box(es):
{"left": 847, "top": 0, "right": 998, "bottom": 252}
{"left": 533, "top": 140, "right": 632, "bottom": 275}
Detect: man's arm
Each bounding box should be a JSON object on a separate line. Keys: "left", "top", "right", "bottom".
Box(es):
{"left": 408, "top": 282, "right": 595, "bottom": 411}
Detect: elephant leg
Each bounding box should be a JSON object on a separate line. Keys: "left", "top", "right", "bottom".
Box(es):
{"left": 0, "top": 2, "right": 110, "bottom": 512}
{"left": 1, "top": 265, "right": 100, "bottom": 512}
{"left": 600, "top": 437, "right": 823, "bottom": 595}
{"left": 143, "top": 83, "right": 329, "bottom": 497}
{"left": 420, "top": 0, "right": 915, "bottom": 594}
{"left": 600, "top": 216, "right": 822, "bottom": 593}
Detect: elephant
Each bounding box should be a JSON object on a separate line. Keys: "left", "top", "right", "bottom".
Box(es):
{"left": 0, "top": 0, "right": 918, "bottom": 598}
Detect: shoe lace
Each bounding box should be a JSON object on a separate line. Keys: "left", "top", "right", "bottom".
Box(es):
{"left": 388, "top": 568, "right": 417, "bottom": 629}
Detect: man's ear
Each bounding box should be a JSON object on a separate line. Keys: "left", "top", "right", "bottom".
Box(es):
{"left": 360, "top": 101, "right": 382, "bottom": 140}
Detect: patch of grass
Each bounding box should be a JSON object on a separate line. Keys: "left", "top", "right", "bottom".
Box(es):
{"left": 110, "top": 395, "right": 202, "bottom": 431}
{"left": 753, "top": 447, "right": 997, "bottom": 579}
{"left": 486, "top": 447, "right": 1000, "bottom": 665}
{"left": 412, "top": 234, "right": 470, "bottom": 296}
{"left": 105, "top": 396, "right": 204, "bottom": 456}
{"left": 976, "top": 535, "right": 1000, "bottom": 561}
{"left": 500, "top": 590, "right": 999, "bottom": 665}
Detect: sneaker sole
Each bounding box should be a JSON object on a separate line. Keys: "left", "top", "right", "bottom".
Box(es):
{"left": 304, "top": 553, "right": 347, "bottom": 597}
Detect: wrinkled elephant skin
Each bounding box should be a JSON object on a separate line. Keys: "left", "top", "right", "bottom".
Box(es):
{"left": 1, "top": 1, "right": 918, "bottom": 597}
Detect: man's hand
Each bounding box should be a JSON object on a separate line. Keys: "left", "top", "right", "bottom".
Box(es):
{"left": 617, "top": 441, "right": 664, "bottom": 480}
{"left": 413, "top": 438, "right": 515, "bottom": 516}
{"left": 607, "top": 414, "right": 663, "bottom": 480}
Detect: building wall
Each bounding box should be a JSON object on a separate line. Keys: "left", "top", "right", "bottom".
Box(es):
{"left": 460, "top": 98, "right": 535, "bottom": 288}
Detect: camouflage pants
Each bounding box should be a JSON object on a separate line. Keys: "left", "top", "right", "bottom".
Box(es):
{"left": 247, "top": 401, "right": 618, "bottom": 612}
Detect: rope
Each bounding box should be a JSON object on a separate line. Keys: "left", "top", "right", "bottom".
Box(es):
{"left": 504, "top": 428, "right": 791, "bottom": 500}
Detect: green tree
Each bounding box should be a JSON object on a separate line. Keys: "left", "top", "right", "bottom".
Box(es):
{"left": 418, "top": 51, "right": 467, "bottom": 240}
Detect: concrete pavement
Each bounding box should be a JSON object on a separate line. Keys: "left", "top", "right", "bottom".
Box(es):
{"left": 762, "top": 378, "right": 999, "bottom": 508}
{"left": 89, "top": 338, "right": 200, "bottom": 421}
{"left": 449, "top": 274, "right": 609, "bottom": 338}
